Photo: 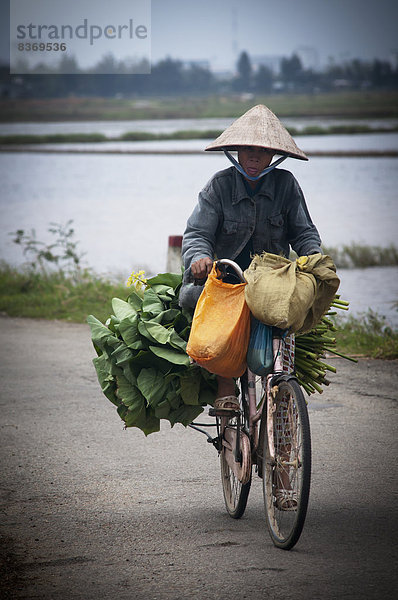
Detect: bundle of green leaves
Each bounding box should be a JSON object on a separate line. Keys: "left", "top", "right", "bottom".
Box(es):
{"left": 87, "top": 272, "right": 217, "bottom": 436}
{"left": 294, "top": 296, "right": 356, "bottom": 395}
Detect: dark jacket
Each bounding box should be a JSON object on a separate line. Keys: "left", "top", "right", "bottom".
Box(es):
{"left": 180, "top": 166, "right": 322, "bottom": 308}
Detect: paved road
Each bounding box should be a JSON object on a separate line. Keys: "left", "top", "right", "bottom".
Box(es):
{"left": 1, "top": 316, "right": 397, "bottom": 600}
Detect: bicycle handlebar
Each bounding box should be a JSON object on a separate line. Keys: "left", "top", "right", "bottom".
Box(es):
{"left": 215, "top": 259, "right": 246, "bottom": 283}
{"left": 193, "top": 258, "right": 246, "bottom": 285}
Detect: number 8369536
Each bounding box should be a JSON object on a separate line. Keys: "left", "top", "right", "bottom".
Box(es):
{"left": 18, "top": 42, "right": 67, "bottom": 51}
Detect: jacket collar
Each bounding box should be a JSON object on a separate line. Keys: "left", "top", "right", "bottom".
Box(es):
{"left": 231, "top": 167, "right": 275, "bottom": 205}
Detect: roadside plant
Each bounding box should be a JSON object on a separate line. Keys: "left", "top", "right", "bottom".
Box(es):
{"left": 10, "top": 220, "right": 87, "bottom": 278}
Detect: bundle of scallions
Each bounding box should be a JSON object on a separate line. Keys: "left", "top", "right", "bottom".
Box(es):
{"left": 295, "top": 295, "right": 357, "bottom": 395}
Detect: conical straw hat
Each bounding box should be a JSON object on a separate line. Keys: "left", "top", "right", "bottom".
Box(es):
{"left": 205, "top": 104, "right": 308, "bottom": 161}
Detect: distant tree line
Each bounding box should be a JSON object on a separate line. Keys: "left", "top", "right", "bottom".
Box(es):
{"left": 234, "top": 51, "right": 398, "bottom": 93}
{"left": 1, "top": 50, "right": 398, "bottom": 98}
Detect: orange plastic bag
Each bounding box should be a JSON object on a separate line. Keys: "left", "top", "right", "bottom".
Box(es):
{"left": 186, "top": 263, "right": 250, "bottom": 378}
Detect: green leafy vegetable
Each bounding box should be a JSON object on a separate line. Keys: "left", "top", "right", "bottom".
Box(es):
{"left": 88, "top": 271, "right": 217, "bottom": 435}
{"left": 111, "top": 297, "right": 137, "bottom": 320}
{"left": 149, "top": 345, "right": 190, "bottom": 365}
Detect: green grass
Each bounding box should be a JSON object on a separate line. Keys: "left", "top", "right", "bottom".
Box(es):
{"left": 322, "top": 244, "right": 398, "bottom": 268}
{"left": 0, "top": 133, "right": 108, "bottom": 144}
{"left": 334, "top": 311, "right": 398, "bottom": 359}
{"left": 1, "top": 90, "right": 398, "bottom": 122}
{"left": 0, "top": 263, "right": 129, "bottom": 324}
{"left": 290, "top": 244, "right": 398, "bottom": 268}
{"left": 120, "top": 129, "right": 224, "bottom": 141}
{"left": 1, "top": 123, "right": 398, "bottom": 146}
{"left": 0, "top": 262, "right": 396, "bottom": 359}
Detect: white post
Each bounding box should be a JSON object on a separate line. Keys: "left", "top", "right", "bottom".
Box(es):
{"left": 166, "top": 235, "right": 183, "bottom": 272}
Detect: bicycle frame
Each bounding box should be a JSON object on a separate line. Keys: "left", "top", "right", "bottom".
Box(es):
{"left": 220, "top": 364, "right": 291, "bottom": 483}
{"left": 189, "top": 259, "right": 295, "bottom": 483}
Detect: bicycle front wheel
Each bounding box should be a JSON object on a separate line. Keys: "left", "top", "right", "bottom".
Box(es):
{"left": 220, "top": 375, "right": 252, "bottom": 519}
{"left": 220, "top": 420, "right": 252, "bottom": 519}
{"left": 262, "top": 378, "right": 311, "bottom": 550}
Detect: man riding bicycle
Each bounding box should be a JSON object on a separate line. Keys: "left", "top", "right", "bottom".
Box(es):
{"left": 179, "top": 104, "right": 322, "bottom": 414}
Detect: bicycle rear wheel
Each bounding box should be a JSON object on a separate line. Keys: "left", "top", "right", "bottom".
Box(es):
{"left": 262, "top": 378, "right": 311, "bottom": 549}
{"left": 220, "top": 378, "right": 252, "bottom": 519}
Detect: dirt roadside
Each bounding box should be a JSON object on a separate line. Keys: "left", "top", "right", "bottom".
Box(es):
{"left": 0, "top": 316, "right": 397, "bottom": 600}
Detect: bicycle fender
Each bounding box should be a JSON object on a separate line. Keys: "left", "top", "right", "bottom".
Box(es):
{"left": 270, "top": 373, "right": 299, "bottom": 386}
{"left": 256, "top": 374, "right": 300, "bottom": 477}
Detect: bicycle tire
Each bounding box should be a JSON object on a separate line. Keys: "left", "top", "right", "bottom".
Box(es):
{"left": 262, "top": 378, "right": 311, "bottom": 550}
{"left": 220, "top": 377, "right": 252, "bottom": 519}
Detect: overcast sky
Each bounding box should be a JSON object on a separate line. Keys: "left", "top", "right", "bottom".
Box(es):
{"left": 152, "top": 0, "right": 398, "bottom": 69}
{"left": 2, "top": 0, "right": 398, "bottom": 70}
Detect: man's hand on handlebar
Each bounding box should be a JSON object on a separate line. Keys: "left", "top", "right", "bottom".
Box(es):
{"left": 191, "top": 257, "right": 213, "bottom": 281}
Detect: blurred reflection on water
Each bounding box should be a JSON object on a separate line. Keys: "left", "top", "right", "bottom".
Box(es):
{"left": 1, "top": 117, "right": 397, "bottom": 136}
{"left": 3, "top": 132, "right": 398, "bottom": 154}
{"left": 0, "top": 152, "right": 397, "bottom": 324}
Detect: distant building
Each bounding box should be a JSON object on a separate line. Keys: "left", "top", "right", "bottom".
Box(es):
{"left": 295, "top": 46, "right": 320, "bottom": 71}
{"left": 251, "top": 54, "right": 283, "bottom": 74}
{"left": 182, "top": 59, "right": 211, "bottom": 70}
{"left": 389, "top": 50, "right": 398, "bottom": 69}
{"left": 213, "top": 69, "right": 234, "bottom": 80}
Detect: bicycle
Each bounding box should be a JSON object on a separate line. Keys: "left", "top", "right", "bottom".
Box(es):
{"left": 189, "top": 259, "right": 311, "bottom": 550}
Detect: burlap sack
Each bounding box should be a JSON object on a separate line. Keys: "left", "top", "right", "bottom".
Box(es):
{"left": 244, "top": 253, "right": 340, "bottom": 334}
